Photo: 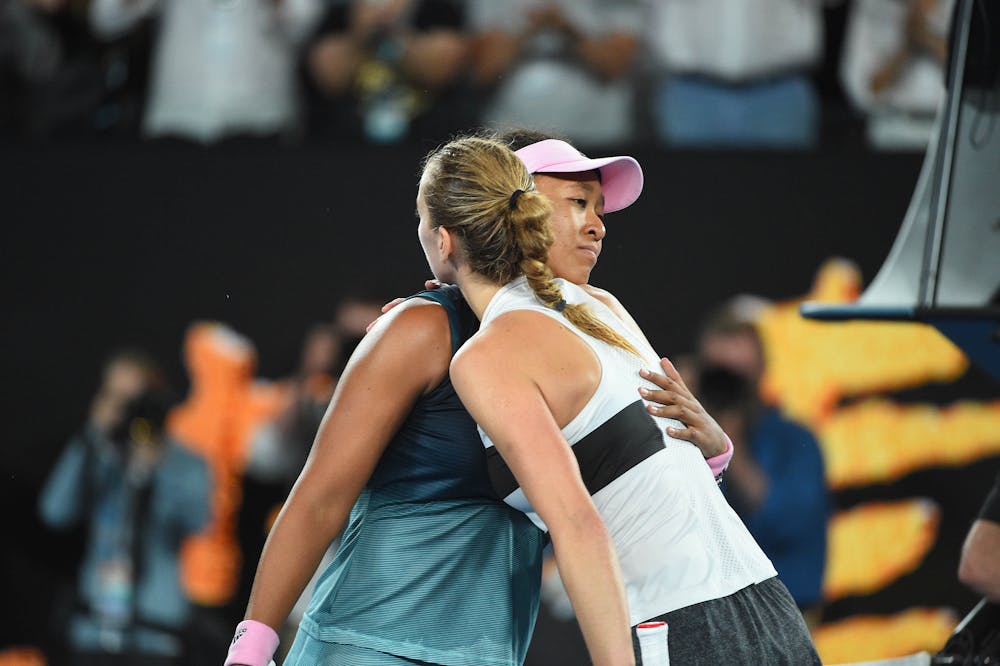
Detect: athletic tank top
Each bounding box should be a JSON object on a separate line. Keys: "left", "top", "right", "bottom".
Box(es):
{"left": 298, "top": 286, "right": 544, "bottom": 666}
{"left": 478, "top": 277, "right": 776, "bottom": 626}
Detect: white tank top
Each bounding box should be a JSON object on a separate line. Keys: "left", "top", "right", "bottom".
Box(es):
{"left": 478, "top": 276, "right": 777, "bottom": 626}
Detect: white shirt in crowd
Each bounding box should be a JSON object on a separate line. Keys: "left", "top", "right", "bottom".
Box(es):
{"left": 840, "top": 0, "right": 954, "bottom": 149}
{"left": 90, "top": 0, "right": 322, "bottom": 143}
{"left": 642, "top": 0, "right": 825, "bottom": 81}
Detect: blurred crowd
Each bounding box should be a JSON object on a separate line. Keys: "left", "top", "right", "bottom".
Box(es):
{"left": 23, "top": 288, "right": 834, "bottom": 666}
{"left": 31, "top": 298, "right": 382, "bottom": 666}
{"left": 0, "top": 0, "right": 955, "bottom": 150}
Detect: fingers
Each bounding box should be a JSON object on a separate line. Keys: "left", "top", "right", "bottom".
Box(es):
{"left": 639, "top": 386, "right": 698, "bottom": 415}
{"left": 659, "top": 357, "right": 693, "bottom": 394}
{"left": 638, "top": 366, "right": 672, "bottom": 390}
{"left": 380, "top": 297, "right": 406, "bottom": 314}
{"left": 659, "top": 356, "right": 681, "bottom": 381}
{"left": 641, "top": 398, "right": 697, "bottom": 425}
{"left": 382, "top": 279, "right": 445, "bottom": 313}
{"left": 666, "top": 424, "right": 692, "bottom": 441}
{"left": 639, "top": 366, "right": 693, "bottom": 399}
{"left": 365, "top": 315, "right": 383, "bottom": 333}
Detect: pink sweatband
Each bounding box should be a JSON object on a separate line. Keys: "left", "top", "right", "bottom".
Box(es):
{"left": 224, "top": 620, "right": 279, "bottom": 666}
{"left": 707, "top": 434, "right": 734, "bottom": 479}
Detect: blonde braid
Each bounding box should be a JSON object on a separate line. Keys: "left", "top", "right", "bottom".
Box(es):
{"left": 423, "top": 135, "right": 640, "bottom": 357}
{"left": 510, "top": 207, "right": 641, "bottom": 357}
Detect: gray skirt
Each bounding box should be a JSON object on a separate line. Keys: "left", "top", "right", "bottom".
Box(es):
{"left": 631, "top": 577, "right": 822, "bottom": 666}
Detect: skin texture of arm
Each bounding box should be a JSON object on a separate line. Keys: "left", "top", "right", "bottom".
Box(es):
{"left": 451, "top": 311, "right": 634, "bottom": 666}
{"left": 240, "top": 300, "right": 451, "bottom": 633}
{"left": 959, "top": 519, "right": 1000, "bottom": 601}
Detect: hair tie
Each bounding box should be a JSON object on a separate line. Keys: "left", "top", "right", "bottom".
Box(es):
{"left": 509, "top": 189, "right": 525, "bottom": 210}
{"left": 553, "top": 299, "right": 567, "bottom": 313}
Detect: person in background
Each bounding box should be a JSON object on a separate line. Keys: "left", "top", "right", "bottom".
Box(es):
{"left": 840, "top": 0, "right": 953, "bottom": 150}
{"left": 931, "top": 470, "right": 1000, "bottom": 664}
{"left": 696, "top": 296, "right": 829, "bottom": 626}
{"left": 239, "top": 299, "right": 382, "bottom": 661}
{"left": 245, "top": 298, "right": 385, "bottom": 492}
{"left": 468, "top": 0, "right": 641, "bottom": 147}
{"left": 958, "top": 471, "right": 1000, "bottom": 602}
{"left": 642, "top": 0, "right": 825, "bottom": 148}
{"left": 164, "top": 321, "right": 289, "bottom": 666}
{"left": 88, "top": 0, "right": 322, "bottom": 143}
{"left": 38, "top": 349, "right": 210, "bottom": 666}
{"left": 304, "top": 0, "right": 469, "bottom": 144}
{"left": 244, "top": 324, "right": 341, "bottom": 491}
{"left": 0, "top": 0, "right": 136, "bottom": 138}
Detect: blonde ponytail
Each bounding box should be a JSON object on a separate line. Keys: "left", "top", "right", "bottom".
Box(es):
{"left": 423, "top": 135, "right": 640, "bottom": 357}
{"left": 510, "top": 202, "right": 641, "bottom": 357}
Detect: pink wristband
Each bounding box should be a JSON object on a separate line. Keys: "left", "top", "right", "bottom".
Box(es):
{"left": 224, "top": 620, "right": 279, "bottom": 666}
{"left": 707, "top": 434, "right": 734, "bottom": 479}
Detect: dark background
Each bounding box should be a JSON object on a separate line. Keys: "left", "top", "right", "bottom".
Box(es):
{"left": 2, "top": 139, "right": 995, "bottom": 661}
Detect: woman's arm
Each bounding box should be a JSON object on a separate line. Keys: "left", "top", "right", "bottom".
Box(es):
{"left": 452, "top": 320, "right": 634, "bottom": 666}
{"left": 237, "top": 301, "right": 452, "bottom": 637}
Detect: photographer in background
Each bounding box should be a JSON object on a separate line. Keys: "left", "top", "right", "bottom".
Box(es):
{"left": 694, "top": 297, "right": 829, "bottom": 628}
{"left": 38, "top": 349, "right": 210, "bottom": 666}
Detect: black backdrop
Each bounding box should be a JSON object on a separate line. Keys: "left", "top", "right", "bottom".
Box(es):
{"left": 5, "top": 139, "right": 992, "bottom": 661}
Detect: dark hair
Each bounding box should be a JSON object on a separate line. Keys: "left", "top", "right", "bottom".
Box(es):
{"left": 422, "top": 136, "right": 639, "bottom": 355}
{"left": 494, "top": 127, "right": 566, "bottom": 152}
{"left": 696, "top": 365, "right": 757, "bottom": 417}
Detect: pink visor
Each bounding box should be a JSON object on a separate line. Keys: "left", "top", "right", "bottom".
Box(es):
{"left": 514, "top": 139, "right": 644, "bottom": 213}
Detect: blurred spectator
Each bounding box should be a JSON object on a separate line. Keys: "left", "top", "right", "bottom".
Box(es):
{"left": 958, "top": 470, "right": 1000, "bottom": 602}
{"left": 38, "top": 349, "right": 210, "bottom": 665}
{"left": 697, "top": 297, "right": 830, "bottom": 625}
{"left": 304, "top": 0, "right": 469, "bottom": 144}
{"left": 164, "top": 322, "right": 286, "bottom": 618}
{"left": 930, "top": 471, "right": 1000, "bottom": 664}
{"left": 88, "top": 0, "right": 322, "bottom": 143}
{"left": 245, "top": 298, "right": 383, "bottom": 488}
{"left": 244, "top": 324, "right": 339, "bottom": 487}
{"left": 239, "top": 298, "right": 383, "bottom": 659}
{"left": 841, "top": 0, "right": 953, "bottom": 150}
{"left": 468, "top": 0, "right": 641, "bottom": 147}
{"left": 643, "top": 0, "right": 825, "bottom": 148}
{"left": 0, "top": 0, "right": 66, "bottom": 131}
{"left": 0, "top": 0, "right": 126, "bottom": 137}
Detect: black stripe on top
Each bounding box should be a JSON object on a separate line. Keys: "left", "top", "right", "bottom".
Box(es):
{"left": 486, "top": 400, "right": 665, "bottom": 500}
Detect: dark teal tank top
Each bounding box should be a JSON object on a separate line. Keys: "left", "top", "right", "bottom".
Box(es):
{"left": 298, "top": 286, "right": 544, "bottom": 666}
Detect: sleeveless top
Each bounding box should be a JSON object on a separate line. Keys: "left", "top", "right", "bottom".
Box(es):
{"left": 479, "top": 277, "right": 776, "bottom": 627}
{"left": 298, "top": 286, "right": 545, "bottom": 666}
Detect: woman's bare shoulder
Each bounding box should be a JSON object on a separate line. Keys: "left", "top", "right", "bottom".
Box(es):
{"left": 580, "top": 283, "right": 623, "bottom": 311}
{"left": 358, "top": 297, "right": 453, "bottom": 390}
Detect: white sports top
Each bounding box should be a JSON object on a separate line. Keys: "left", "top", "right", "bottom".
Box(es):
{"left": 478, "top": 277, "right": 776, "bottom": 626}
